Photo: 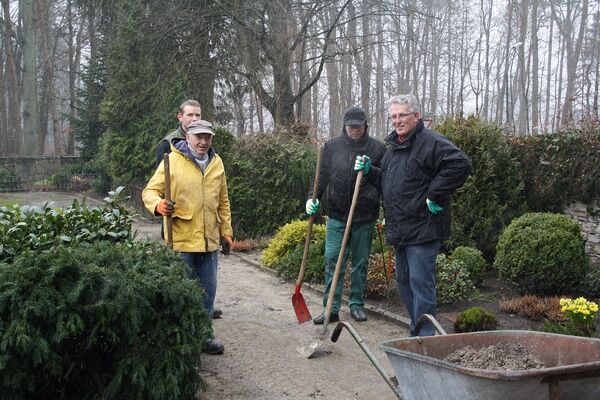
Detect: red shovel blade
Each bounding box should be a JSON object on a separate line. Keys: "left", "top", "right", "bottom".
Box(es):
{"left": 292, "top": 284, "right": 312, "bottom": 324}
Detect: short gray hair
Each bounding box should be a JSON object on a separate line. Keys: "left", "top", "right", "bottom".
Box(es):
{"left": 388, "top": 94, "right": 420, "bottom": 113}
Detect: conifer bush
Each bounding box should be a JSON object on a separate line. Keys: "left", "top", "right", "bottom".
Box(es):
{"left": 0, "top": 241, "right": 210, "bottom": 400}
{"left": 227, "top": 134, "right": 316, "bottom": 238}
{"left": 494, "top": 212, "right": 588, "bottom": 296}
{"left": 438, "top": 116, "right": 528, "bottom": 259}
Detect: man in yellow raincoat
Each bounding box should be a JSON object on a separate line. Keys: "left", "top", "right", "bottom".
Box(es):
{"left": 143, "top": 119, "right": 233, "bottom": 355}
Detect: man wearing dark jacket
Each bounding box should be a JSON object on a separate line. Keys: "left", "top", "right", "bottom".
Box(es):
{"left": 155, "top": 100, "right": 202, "bottom": 167}
{"left": 362, "top": 94, "right": 471, "bottom": 336}
{"left": 307, "top": 106, "right": 386, "bottom": 323}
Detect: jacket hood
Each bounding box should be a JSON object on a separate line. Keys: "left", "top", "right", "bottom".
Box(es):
{"left": 172, "top": 137, "right": 215, "bottom": 161}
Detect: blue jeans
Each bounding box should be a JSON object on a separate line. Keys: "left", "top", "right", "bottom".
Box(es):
{"left": 180, "top": 251, "right": 218, "bottom": 317}
{"left": 394, "top": 240, "right": 441, "bottom": 336}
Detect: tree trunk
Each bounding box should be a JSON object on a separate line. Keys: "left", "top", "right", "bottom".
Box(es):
{"left": 0, "top": 30, "right": 7, "bottom": 154}
{"left": 544, "top": 14, "right": 553, "bottom": 131}
{"left": 2, "top": 0, "right": 22, "bottom": 155}
{"left": 22, "top": 0, "right": 40, "bottom": 155}
{"left": 530, "top": 0, "right": 540, "bottom": 133}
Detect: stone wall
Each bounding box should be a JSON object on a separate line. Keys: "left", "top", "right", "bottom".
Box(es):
{"left": 563, "top": 201, "right": 600, "bottom": 265}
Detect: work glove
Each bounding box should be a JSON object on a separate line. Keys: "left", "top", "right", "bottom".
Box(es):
{"left": 354, "top": 155, "right": 371, "bottom": 176}
{"left": 156, "top": 199, "right": 175, "bottom": 216}
{"left": 426, "top": 198, "right": 443, "bottom": 215}
{"left": 220, "top": 236, "right": 233, "bottom": 255}
{"left": 305, "top": 199, "right": 320, "bottom": 216}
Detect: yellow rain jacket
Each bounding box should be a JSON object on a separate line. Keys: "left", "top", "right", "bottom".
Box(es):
{"left": 142, "top": 143, "right": 233, "bottom": 253}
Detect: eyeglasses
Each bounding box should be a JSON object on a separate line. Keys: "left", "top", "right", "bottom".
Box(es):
{"left": 389, "top": 112, "right": 416, "bottom": 121}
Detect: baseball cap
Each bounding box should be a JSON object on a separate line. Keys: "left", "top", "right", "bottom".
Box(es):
{"left": 187, "top": 120, "right": 214, "bottom": 135}
{"left": 344, "top": 107, "right": 367, "bottom": 126}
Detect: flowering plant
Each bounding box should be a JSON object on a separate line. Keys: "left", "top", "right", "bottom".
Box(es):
{"left": 559, "top": 297, "right": 598, "bottom": 336}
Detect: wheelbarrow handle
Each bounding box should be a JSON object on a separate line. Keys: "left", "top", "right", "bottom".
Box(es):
{"left": 414, "top": 314, "right": 448, "bottom": 336}
{"left": 331, "top": 321, "right": 403, "bottom": 400}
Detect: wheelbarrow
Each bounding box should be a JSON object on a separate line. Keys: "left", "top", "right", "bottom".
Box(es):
{"left": 331, "top": 314, "right": 600, "bottom": 400}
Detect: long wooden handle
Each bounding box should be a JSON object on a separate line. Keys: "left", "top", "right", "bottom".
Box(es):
{"left": 323, "top": 169, "right": 364, "bottom": 324}
{"left": 163, "top": 153, "right": 173, "bottom": 249}
{"left": 296, "top": 146, "right": 323, "bottom": 286}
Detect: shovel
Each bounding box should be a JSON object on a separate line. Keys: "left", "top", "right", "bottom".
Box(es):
{"left": 298, "top": 169, "right": 364, "bottom": 358}
{"left": 163, "top": 153, "right": 173, "bottom": 249}
{"left": 293, "top": 146, "right": 323, "bottom": 324}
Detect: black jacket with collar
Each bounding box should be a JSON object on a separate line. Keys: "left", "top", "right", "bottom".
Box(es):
{"left": 310, "top": 126, "right": 386, "bottom": 223}
{"left": 371, "top": 120, "right": 471, "bottom": 246}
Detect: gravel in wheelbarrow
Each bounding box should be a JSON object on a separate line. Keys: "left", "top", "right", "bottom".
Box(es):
{"left": 380, "top": 330, "right": 600, "bottom": 400}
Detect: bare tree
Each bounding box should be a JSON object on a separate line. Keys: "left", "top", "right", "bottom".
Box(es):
{"left": 551, "top": 0, "right": 589, "bottom": 127}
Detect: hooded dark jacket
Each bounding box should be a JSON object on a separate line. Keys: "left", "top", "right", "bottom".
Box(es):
{"left": 310, "top": 126, "right": 386, "bottom": 223}
{"left": 373, "top": 120, "right": 471, "bottom": 246}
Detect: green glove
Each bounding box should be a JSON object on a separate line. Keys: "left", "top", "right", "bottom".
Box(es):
{"left": 354, "top": 155, "right": 371, "bottom": 176}
{"left": 305, "top": 199, "right": 320, "bottom": 216}
{"left": 426, "top": 198, "right": 443, "bottom": 214}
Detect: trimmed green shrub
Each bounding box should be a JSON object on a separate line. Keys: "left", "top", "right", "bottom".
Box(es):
{"left": 494, "top": 212, "right": 588, "bottom": 296}
{"left": 436, "top": 254, "right": 476, "bottom": 304}
{"left": 583, "top": 265, "right": 600, "bottom": 300}
{"left": 450, "top": 246, "right": 487, "bottom": 284}
{"left": 227, "top": 134, "right": 316, "bottom": 238}
{"left": 0, "top": 240, "right": 210, "bottom": 399}
{"left": 509, "top": 129, "right": 600, "bottom": 211}
{"left": 274, "top": 235, "right": 326, "bottom": 284}
{"left": 454, "top": 307, "right": 498, "bottom": 332}
{"left": 0, "top": 187, "right": 133, "bottom": 263}
{"left": 262, "top": 219, "right": 325, "bottom": 268}
{"left": 438, "top": 116, "right": 528, "bottom": 259}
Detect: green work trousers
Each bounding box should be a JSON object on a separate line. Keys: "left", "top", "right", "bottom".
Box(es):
{"left": 322, "top": 218, "right": 376, "bottom": 314}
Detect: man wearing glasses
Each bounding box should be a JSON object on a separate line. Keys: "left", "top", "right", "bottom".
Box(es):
{"left": 355, "top": 94, "right": 471, "bottom": 336}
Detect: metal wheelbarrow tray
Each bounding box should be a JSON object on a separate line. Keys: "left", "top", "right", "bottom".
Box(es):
{"left": 381, "top": 330, "right": 600, "bottom": 400}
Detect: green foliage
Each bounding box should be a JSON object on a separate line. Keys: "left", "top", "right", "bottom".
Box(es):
{"left": 436, "top": 254, "right": 476, "bottom": 304}
{"left": 583, "top": 265, "right": 600, "bottom": 300}
{"left": 98, "top": 1, "right": 192, "bottom": 185}
{"left": 262, "top": 219, "right": 326, "bottom": 269}
{"left": 437, "top": 116, "right": 528, "bottom": 259}
{"left": 0, "top": 187, "right": 134, "bottom": 263}
{"left": 542, "top": 320, "right": 590, "bottom": 337}
{"left": 0, "top": 240, "right": 210, "bottom": 399}
{"left": 453, "top": 307, "right": 498, "bottom": 333}
{"left": 274, "top": 235, "right": 326, "bottom": 284}
{"left": 228, "top": 134, "right": 317, "bottom": 238}
{"left": 449, "top": 246, "right": 487, "bottom": 285}
{"left": 509, "top": 129, "right": 600, "bottom": 211}
{"left": 494, "top": 212, "right": 588, "bottom": 296}
{"left": 212, "top": 126, "right": 235, "bottom": 162}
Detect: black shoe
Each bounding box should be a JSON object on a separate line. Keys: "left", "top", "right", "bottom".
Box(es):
{"left": 313, "top": 312, "right": 339, "bottom": 325}
{"left": 350, "top": 308, "right": 367, "bottom": 322}
{"left": 203, "top": 339, "right": 224, "bottom": 355}
{"left": 212, "top": 308, "right": 223, "bottom": 319}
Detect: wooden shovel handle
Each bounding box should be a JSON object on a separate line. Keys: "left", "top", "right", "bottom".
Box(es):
{"left": 163, "top": 153, "right": 173, "bottom": 249}
{"left": 323, "top": 169, "right": 363, "bottom": 324}
{"left": 296, "top": 146, "right": 323, "bottom": 286}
